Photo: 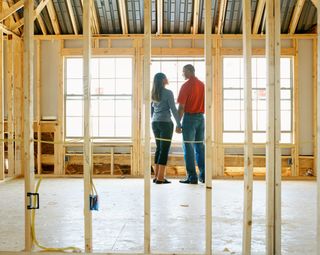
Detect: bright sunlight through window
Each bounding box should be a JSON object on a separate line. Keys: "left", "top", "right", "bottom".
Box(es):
{"left": 65, "top": 57, "right": 132, "bottom": 138}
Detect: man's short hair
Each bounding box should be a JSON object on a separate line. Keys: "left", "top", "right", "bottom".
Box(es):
{"left": 183, "top": 64, "right": 195, "bottom": 74}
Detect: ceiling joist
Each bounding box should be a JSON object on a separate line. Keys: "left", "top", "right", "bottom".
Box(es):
{"left": 118, "top": 0, "right": 128, "bottom": 34}
{"left": 192, "top": 0, "right": 200, "bottom": 34}
{"left": 288, "top": 0, "right": 306, "bottom": 34}
{"left": 252, "top": 0, "right": 265, "bottom": 34}
{"left": 216, "top": 0, "right": 227, "bottom": 34}
{"left": 0, "top": 0, "right": 23, "bottom": 22}
{"left": 66, "top": 0, "right": 78, "bottom": 34}
{"left": 46, "top": 0, "right": 61, "bottom": 35}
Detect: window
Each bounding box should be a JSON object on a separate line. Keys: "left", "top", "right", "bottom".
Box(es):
{"left": 223, "top": 57, "right": 292, "bottom": 143}
{"left": 65, "top": 57, "right": 133, "bottom": 138}
{"left": 151, "top": 57, "right": 205, "bottom": 142}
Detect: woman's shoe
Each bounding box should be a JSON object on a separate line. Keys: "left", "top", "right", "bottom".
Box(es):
{"left": 155, "top": 179, "right": 171, "bottom": 184}
{"left": 153, "top": 178, "right": 156, "bottom": 183}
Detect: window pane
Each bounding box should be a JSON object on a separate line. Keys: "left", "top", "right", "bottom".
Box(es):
{"left": 115, "top": 98, "right": 132, "bottom": 117}
{"left": 91, "top": 117, "right": 99, "bottom": 137}
{"left": 281, "top": 90, "right": 291, "bottom": 100}
{"left": 224, "top": 58, "right": 242, "bottom": 78}
{"left": 224, "top": 89, "right": 241, "bottom": 99}
{"left": 253, "top": 132, "right": 266, "bottom": 143}
{"left": 151, "top": 62, "right": 161, "bottom": 77}
{"left": 257, "top": 110, "right": 266, "bottom": 131}
{"left": 100, "top": 98, "right": 114, "bottom": 116}
{"left": 66, "top": 58, "right": 82, "bottom": 78}
{"left": 256, "top": 78, "right": 266, "bottom": 88}
{"left": 223, "top": 132, "right": 244, "bottom": 143}
{"left": 116, "top": 79, "right": 132, "bottom": 94}
{"left": 224, "top": 100, "right": 240, "bottom": 110}
{"left": 100, "top": 59, "right": 115, "bottom": 78}
{"left": 224, "top": 111, "right": 241, "bottom": 130}
{"left": 224, "top": 78, "right": 241, "bottom": 88}
{"left": 281, "top": 78, "right": 291, "bottom": 88}
{"left": 116, "top": 58, "right": 132, "bottom": 78}
{"left": 91, "top": 79, "right": 100, "bottom": 94}
{"left": 66, "top": 79, "right": 83, "bottom": 95}
{"left": 194, "top": 61, "right": 205, "bottom": 79}
{"left": 66, "top": 117, "right": 83, "bottom": 137}
{"left": 66, "top": 99, "right": 83, "bottom": 116}
{"left": 281, "top": 100, "right": 291, "bottom": 111}
{"left": 115, "top": 117, "right": 132, "bottom": 136}
{"left": 281, "top": 58, "right": 291, "bottom": 78}
{"left": 91, "top": 97, "right": 99, "bottom": 117}
{"left": 91, "top": 59, "right": 99, "bottom": 78}
{"left": 281, "top": 133, "right": 292, "bottom": 143}
{"left": 281, "top": 111, "right": 291, "bottom": 131}
{"left": 100, "top": 79, "right": 116, "bottom": 94}
{"left": 162, "top": 62, "right": 178, "bottom": 81}
{"left": 99, "top": 117, "right": 115, "bottom": 137}
{"left": 256, "top": 58, "right": 266, "bottom": 78}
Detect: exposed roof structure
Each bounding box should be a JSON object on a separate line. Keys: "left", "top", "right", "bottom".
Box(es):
{"left": 1, "top": 0, "right": 318, "bottom": 36}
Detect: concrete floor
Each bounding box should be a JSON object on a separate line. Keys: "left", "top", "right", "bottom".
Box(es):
{"left": 0, "top": 178, "right": 316, "bottom": 254}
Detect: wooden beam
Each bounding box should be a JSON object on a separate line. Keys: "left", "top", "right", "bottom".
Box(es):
{"left": 143, "top": 0, "right": 151, "bottom": 253}
{"left": 83, "top": 0, "right": 92, "bottom": 252}
{"left": 10, "top": 0, "right": 50, "bottom": 31}
{"left": 311, "top": 0, "right": 317, "bottom": 7}
{"left": 317, "top": 0, "right": 320, "bottom": 252}
{"left": 288, "top": 0, "right": 305, "bottom": 34}
{"left": 46, "top": 0, "right": 60, "bottom": 34}
{"left": 313, "top": 39, "right": 318, "bottom": 176}
{"left": 14, "top": 37, "right": 22, "bottom": 176}
{"left": 36, "top": 14, "right": 47, "bottom": 35}
{"left": 253, "top": 0, "right": 266, "bottom": 34}
{"left": 118, "top": 0, "right": 128, "bottom": 34}
{"left": 66, "top": 0, "right": 78, "bottom": 34}
{"left": 36, "top": 40, "right": 41, "bottom": 174}
{"left": 216, "top": 0, "right": 227, "bottom": 34}
{"left": 204, "top": 0, "right": 213, "bottom": 254}
{"left": 7, "top": 0, "right": 24, "bottom": 35}
{"left": 293, "top": 39, "right": 299, "bottom": 176}
{"left": 90, "top": 0, "right": 100, "bottom": 34}
{"left": 156, "top": 0, "right": 163, "bottom": 34}
{"left": 6, "top": 36, "right": 14, "bottom": 177}
{"left": 0, "top": 0, "right": 23, "bottom": 22}
{"left": 0, "top": 13, "right": 4, "bottom": 180}
{"left": 266, "top": 0, "right": 281, "bottom": 254}
{"left": 192, "top": 0, "right": 200, "bottom": 34}
{"left": 242, "top": 0, "right": 253, "bottom": 253}
{"left": 23, "top": 0, "right": 35, "bottom": 251}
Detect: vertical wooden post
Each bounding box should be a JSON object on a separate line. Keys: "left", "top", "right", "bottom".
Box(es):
{"left": 293, "top": 39, "right": 299, "bottom": 176}
{"left": 83, "top": 0, "right": 92, "bottom": 252}
{"left": 7, "top": 35, "right": 14, "bottom": 177}
{"left": 266, "top": 0, "right": 281, "bottom": 254}
{"left": 55, "top": 40, "right": 64, "bottom": 175}
{"left": 143, "top": 0, "right": 151, "bottom": 252}
{"left": 36, "top": 40, "right": 41, "bottom": 175}
{"left": 23, "top": 0, "right": 35, "bottom": 251}
{"left": 313, "top": 38, "right": 317, "bottom": 176}
{"left": 242, "top": 0, "right": 253, "bottom": 253}
{"left": 14, "top": 37, "right": 23, "bottom": 176}
{"left": 0, "top": 27, "right": 4, "bottom": 180}
{"left": 204, "top": 0, "right": 213, "bottom": 253}
{"left": 110, "top": 147, "right": 114, "bottom": 175}
{"left": 317, "top": 0, "right": 320, "bottom": 252}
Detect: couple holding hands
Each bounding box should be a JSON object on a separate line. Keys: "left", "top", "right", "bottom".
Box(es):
{"left": 151, "top": 64, "right": 205, "bottom": 185}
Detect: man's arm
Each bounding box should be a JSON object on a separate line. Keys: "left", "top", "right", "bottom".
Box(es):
{"left": 178, "top": 104, "right": 185, "bottom": 119}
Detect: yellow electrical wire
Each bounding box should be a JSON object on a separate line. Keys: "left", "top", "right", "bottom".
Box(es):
{"left": 31, "top": 178, "right": 82, "bottom": 253}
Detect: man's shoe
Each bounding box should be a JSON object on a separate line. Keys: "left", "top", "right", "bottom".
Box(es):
{"left": 179, "top": 178, "right": 198, "bottom": 184}
{"left": 199, "top": 178, "right": 205, "bottom": 183}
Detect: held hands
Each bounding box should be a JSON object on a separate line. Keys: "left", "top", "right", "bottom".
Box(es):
{"left": 175, "top": 127, "right": 182, "bottom": 134}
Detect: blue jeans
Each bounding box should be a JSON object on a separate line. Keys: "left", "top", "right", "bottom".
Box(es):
{"left": 182, "top": 113, "right": 205, "bottom": 181}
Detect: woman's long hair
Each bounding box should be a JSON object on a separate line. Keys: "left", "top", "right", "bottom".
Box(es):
{"left": 151, "top": 73, "right": 166, "bottom": 102}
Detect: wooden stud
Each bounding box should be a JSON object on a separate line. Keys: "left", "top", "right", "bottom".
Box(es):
{"left": 253, "top": 0, "right": 266, "bottom": 34}
{"left": 192, "top": 0, "right": 200, "bottom": 34}
{"left": 266, "top": 0, "right": 281, "bottom": 254}
{"left": 156, "top": 0, "right": 163, "bottom": 34}
{"left": 83, "top": 0, "right": 92, "bottom": 252}
{"left": 23, "top": 0, "right": 35, "bottom": 251}
{"left": 36, "top": 15, "right": 47, "bottom": 35}
{"left": 313, "top": 38, "right": 318, "bottom": 176}
{"left": 46, "top": 0, "right": 60, "bottom": 35}
{"left": 317, "top": 0, "right": 320, "bottom": 252}
{"left": 55, "top": 41, "right": 64, "bottom": 175}
{"left": 110, "top": 147, "right": 114, "bottom": 175}
{"left": 204, "top": 0, "right": 212, "bottom": 253}
{"left": 242, "top": 0, "right": 253, "bottom": 253}
{"left": 118, "top": 0, "right": 128, "bottom": 34}
{"left": 288, "top": 0, "right": 305, "bottom": 35}
{"left": 6, "top": 35, "right": 14, "bottom": 177}
{"left": 0, "top": 9, "right": 4, "bottom": 181}
{"left": 66, "top": 0, "right": 78, "bottom": 35}
{"left": 216, "top": 0, "right": 227, "bottom": 34}
{"left": 143, "top": 0, "right": 151, "bottom": 252}
{"left": 13, "top": 37, "right": 23, "bottom": 176}
{"left": 36, "top": 40, "right": 41, "bottom": 174}
{"left": 293, "top": 39, "right": 300, "bottom": 176}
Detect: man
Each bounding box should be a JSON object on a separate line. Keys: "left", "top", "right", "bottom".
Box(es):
{"left": 176, "top": 64, "right": 205, "bottom": 184}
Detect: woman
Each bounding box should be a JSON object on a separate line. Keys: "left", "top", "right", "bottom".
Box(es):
{"left": 151, "top": 73, "right": 182, "bottom": 184}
